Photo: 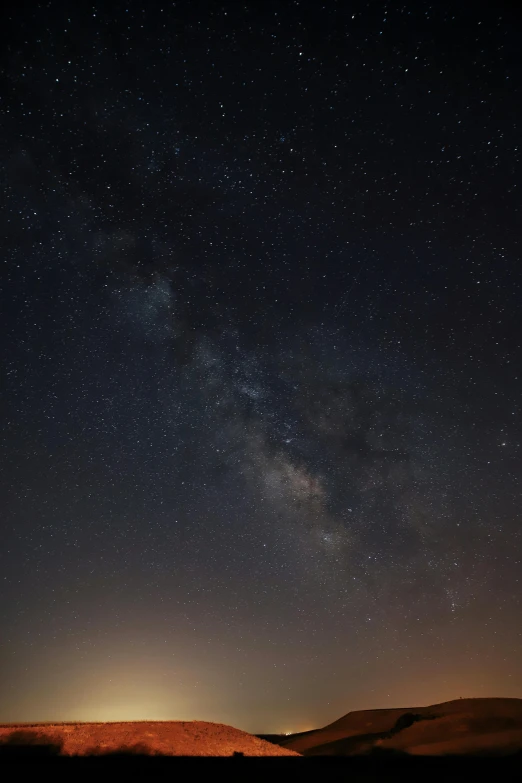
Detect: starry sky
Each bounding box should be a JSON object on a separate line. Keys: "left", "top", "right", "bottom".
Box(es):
{"left": 1, "top": 0, "right": 521, "bottom": 734}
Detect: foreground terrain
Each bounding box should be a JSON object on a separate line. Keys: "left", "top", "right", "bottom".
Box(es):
{"left": 270, "top": 697, "right": 522, "bottom": 756}
{"left": 0, "top": 720, "right": 299, "bottom": 757}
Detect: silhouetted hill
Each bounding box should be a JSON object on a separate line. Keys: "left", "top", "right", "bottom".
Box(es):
{"left": 278, "top": 698, "right": 522, "bottom": 756}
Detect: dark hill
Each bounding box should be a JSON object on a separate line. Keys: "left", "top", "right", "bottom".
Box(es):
{"left": 278, "top": 698, "right": 522, "bottom": 756}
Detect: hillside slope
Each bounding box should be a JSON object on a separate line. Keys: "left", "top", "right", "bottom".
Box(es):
{"left": 0, "top": 720, "right": 300, "bottom": 757}
{"left": 281, "top": 698, "right": 522, "bottom": 756}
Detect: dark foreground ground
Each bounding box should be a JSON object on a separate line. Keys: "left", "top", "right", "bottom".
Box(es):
{"left": 1, "top": 753, "right": 521, "bottom": 782}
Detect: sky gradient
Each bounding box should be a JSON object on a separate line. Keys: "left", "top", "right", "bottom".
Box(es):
{"left": 1, "top": 0, "right": 521, "bottom": 734}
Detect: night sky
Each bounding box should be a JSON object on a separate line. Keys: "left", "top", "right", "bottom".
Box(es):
{"left": 1, "top": 0, "right": 521, "bottom": 734}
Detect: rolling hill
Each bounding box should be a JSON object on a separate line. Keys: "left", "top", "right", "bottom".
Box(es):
{"left": 0, "top": 720, "right": 300, "bottom": 757}
{"left": 277, "top": 698, "right": 522, "bottom": 756}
